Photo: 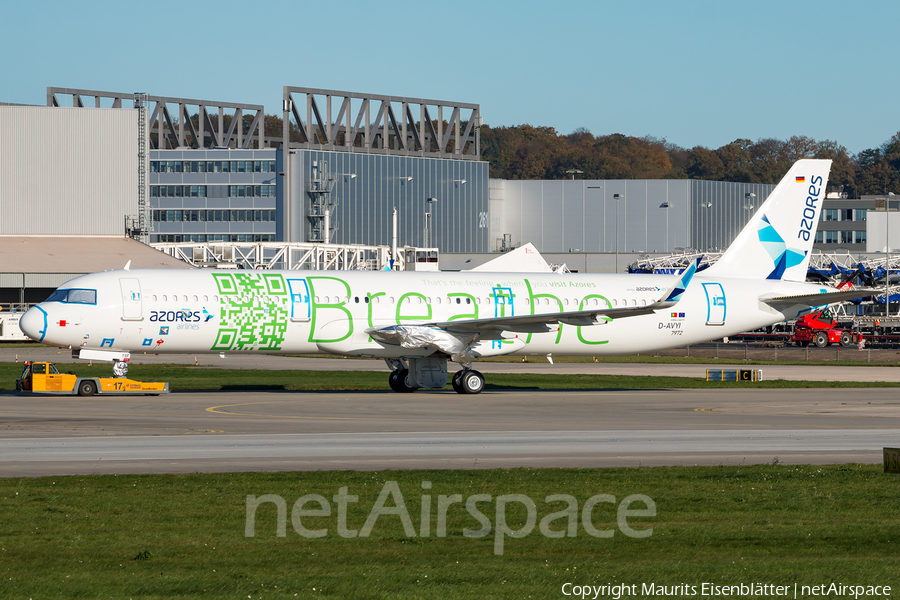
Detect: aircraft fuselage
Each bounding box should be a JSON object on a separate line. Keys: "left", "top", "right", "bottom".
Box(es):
{"left": 20, "top": 268, "right": 825, "bottom": 358}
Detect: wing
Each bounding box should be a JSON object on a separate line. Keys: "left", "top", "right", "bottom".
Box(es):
{"left": 368, "top": 258, "right": 702, "bottom": 341}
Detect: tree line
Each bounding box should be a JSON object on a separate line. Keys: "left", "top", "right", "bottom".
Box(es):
{"left": 187, "top": 113, "right": 900, "bottom": 197}
{"left": 480, "top": 125, "right": 900, "bottom": 198}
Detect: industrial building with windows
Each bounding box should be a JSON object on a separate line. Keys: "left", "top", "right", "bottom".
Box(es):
{"left": 2, "top": 84, "right": 898, "bottom": 302}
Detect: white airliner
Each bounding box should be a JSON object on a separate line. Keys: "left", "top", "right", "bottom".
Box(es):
{"left": 20, "top": 159, "right": 867, "bottom": 394}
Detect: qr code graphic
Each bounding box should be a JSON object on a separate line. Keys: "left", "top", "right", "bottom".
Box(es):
{"left": 211, "top": 273, "right": 288, "bottom": 351}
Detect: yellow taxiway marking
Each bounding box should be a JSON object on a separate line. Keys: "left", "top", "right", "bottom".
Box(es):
{"left": 0, "top": 423, "right": 225, "bottom": 435}
{"left": 204, "top": 394, "right": 664, "bottom": 425}
{"left": 201, "top": 398, "right": 842, "bottom": 430}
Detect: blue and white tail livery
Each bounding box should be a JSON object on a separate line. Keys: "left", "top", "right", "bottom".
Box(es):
{"left": 20, "top": 159, "right": 873, "bottom": 394}
{"left": 705, "top": 159, "right": 831, "bottom": 281}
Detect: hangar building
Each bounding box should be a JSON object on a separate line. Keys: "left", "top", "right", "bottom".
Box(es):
{"left": 1, "top": 84, "right": 895, "bottom": 297}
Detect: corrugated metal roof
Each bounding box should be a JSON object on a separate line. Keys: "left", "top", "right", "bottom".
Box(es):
{"left": 0, "top": 235, "right": 194, "bottom": 274}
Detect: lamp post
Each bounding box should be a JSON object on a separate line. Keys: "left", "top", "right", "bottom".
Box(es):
{"left": 887, "top": 192, "right": 894, "bottom": 317}
{"left": 613, "top": 193, "right": 623, "bottom": 272}
{"left": 565, "top": 169, "right": 583, "bottom": 180}
{"left": 660, "top": 200, "right": 671, "bottom": 250}
{"left": 702, "top": 202, "right": 713, "bottom": 250}
{"left": 424, "top": 197, "right": 438, "bottom": 248}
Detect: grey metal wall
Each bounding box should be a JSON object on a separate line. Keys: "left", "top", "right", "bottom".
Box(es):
{"left": 0, "top": 106, "right": 138, "bottom": 235}
{"left": 289, "top": 150, "right": 490, "bottom": 252}
{"left": 689, "top": 180, "right": 775, "bottom": 252}
{"left": 493, "top": 179, "right": 691, "bottom": 254}
{"left": 150, "top": 148, "right": 278, "bottom": 243}
{"left": 492, "top": 179, "right": 777, "bottom": 254}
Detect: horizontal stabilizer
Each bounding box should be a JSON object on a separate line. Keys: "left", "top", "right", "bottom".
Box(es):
{"left": 761, "top": 288, "right": 879, "bottom": 308}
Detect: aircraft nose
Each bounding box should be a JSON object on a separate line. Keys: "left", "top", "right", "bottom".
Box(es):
{"left": 19, "top": 306, "right": 47, "bottom": 342}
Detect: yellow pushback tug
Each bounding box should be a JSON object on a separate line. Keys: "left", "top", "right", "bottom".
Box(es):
{"left": 15, "top": 361, "right": 168, "bottom": 396}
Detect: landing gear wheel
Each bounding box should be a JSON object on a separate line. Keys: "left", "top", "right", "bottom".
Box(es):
{"left": 388, "top": 369, "right": 417, "bottom": 393}
{"left": 78, "top": 380, "right": 97, "bottom": 397}
{"left": 459, "top": 370, "right": 485, "bottom": 395}
{"left": 388, "top": 371, "right": 402, "bottom": 392}
{"left": 840, "top": 332, "right": 853, "bottom": 347}
{"left": 813, "top": 332, "right": 829, "bottom": 348}
{"left": 451, "top": 370, "right": 464, "bottom": 393}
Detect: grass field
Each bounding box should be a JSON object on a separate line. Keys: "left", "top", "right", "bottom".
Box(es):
{"left": 3, "top": 358, "right": 899, "bottom": 598}
{"left": 4, "top": 361, "right": 900, "bottom": 393}
{"left": 0, "top": 465, "right": 897, "bottom": 599}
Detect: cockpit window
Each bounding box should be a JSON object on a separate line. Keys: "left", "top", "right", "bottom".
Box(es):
{"left": 45, "top": 289, "right": 97, "bottom": 305}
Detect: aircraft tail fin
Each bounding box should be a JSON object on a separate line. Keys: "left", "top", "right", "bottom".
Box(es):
{"left": 703, "top": 159, "right": 831, "bottom": 281}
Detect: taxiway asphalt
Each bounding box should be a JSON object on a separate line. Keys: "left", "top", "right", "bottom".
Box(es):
{"left": 1, "top": 385, "right": 898, "bottom": 477}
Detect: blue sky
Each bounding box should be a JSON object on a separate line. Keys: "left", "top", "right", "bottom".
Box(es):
{"left": 4, "top": 0, "right": 897, "bottom": 154}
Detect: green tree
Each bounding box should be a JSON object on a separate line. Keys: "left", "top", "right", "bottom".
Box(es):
{"left": 685, "top": 146, "right": 725, "bottom": 180}
{"left": 855, "top": 148, "right": 899, "bottom": 195}
{"left": 716, "top": 139, "right": 755, "bottom": 182}
{"left": 815, "top": 140, "right": 855, "bottom": 196}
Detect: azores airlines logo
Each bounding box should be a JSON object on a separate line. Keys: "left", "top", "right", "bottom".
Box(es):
{"left": 758, "top": 214, "right": 806, "bottom": 280}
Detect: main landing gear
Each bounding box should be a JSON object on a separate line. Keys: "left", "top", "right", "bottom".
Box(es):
{"left": 388, "top": 369, "right": 418, "bottom": 393}
{"left": 451, "top": 369, "right": 485, "bottom": 394}
{"left": 384, "top": 358, "right": 485, "bottom": 394}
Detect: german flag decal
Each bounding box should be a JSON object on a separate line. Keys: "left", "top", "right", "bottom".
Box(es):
{"left": 795, "top": 176, "right": 805, "bottom": 183}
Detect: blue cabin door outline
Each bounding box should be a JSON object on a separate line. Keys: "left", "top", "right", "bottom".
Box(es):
{"left": 287, "top": 278, "right": 311, "bottom": 322}
{"left": 120, "top": 278, "right": 143, "bottom": 321}
{"left": 702, "top": 282, "right": 726, "bottom": 326}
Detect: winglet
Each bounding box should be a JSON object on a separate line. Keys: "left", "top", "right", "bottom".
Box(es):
{"left": 658, "top": 257, "right": 701, "bottom": 307}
